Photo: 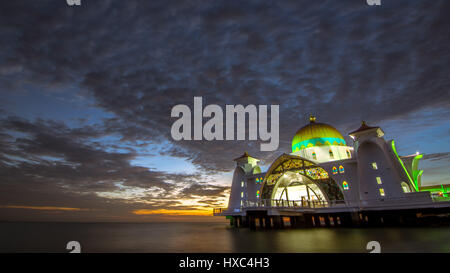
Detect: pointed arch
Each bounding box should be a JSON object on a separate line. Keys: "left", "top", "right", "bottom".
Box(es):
{"left": 260, "top": 154, "right": 344, "bottom": 202}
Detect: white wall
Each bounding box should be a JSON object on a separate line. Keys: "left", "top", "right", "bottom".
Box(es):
{"left": 292, "top": 145, "right": 353, "bottom": 163}
{"left": 227, "top": 166, "right": 246, "bottom": 212}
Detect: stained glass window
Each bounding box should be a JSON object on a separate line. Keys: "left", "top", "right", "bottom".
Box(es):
{"left": 312, "top": 152, "right": 317, "bottom": 160}
{"left": 329, "top": 149, "right": 334, "bottom": 159}
{"left": 266, "top": 173, "right": 282, "bottom": 185}
{"left": 339, "top": 165, "right": 344, "bottom": 173}
{"left": 305, "top": 167, "right": 329, "bottom": 180}
{"left": 256, "top": 190, "right": 260, "bottom": 199}
{"left": 332, "top": 166, "right": 338, "bottom": 175}
{"left": 343, "top": 181, "right": 349, "bottom": 190}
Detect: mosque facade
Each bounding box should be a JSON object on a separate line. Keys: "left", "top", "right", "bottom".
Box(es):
{"left": 215, "top": 116, "right": 450, "bottom": 228}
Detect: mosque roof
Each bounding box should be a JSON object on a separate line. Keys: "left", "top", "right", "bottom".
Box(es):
{"left": 292, "top": 115, "right": 346, "bottom": 153}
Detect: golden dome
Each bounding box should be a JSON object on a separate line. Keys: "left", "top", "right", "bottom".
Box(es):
{"left": 292, "top": 116, "right": 346, "bottom": 152}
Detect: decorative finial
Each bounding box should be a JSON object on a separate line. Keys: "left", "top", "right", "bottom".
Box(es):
{"left": 362, "top": 120, "right": 366, "bottom": 126}
{"left": 309, "top": 115, "right": 316, "bottom": 123}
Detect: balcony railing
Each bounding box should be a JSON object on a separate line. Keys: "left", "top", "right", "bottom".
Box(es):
{"left": 213, "top": 199, "right": 347, "bottom": 214}
{"left": 244, "top": 199, "right": 346, "bottom": 208}
{"left": 213, "top": 208, "right": 224, "bottom": 214}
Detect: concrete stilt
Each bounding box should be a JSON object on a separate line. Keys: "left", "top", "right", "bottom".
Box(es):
{"left": 350, "top": 212, "right": 361, "bottom": 227}
{"left": 313, "top": 215, "right": 321, "bottom": 227}
{"left": 290, "top": 217, "right": 295, "bottom": 228}
{"left": 304, "top": 215, "right": 313, "bottom": 227}
{"left": 242, "top": 216, "right": 248, "bottom": 227}
{"left": 249, "top": 216, "right": 256, "bottom": 230}
{"left": 332, "top": 216, "right": 339, "bottom": 227}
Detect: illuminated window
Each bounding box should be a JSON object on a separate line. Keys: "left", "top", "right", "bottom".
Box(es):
{"left": 332, "top": 166, "right": 338, "bottom": 175}
{"left": 241, "top": 181, "right": 244, "bottom": 187}
{"left": 372, "top": 162, "right": 378, "bottom": 170}
{"left": 379, "top": 188, "right": 385, "bottom": 196}
{"left": 312, "top": 151, "right": 317, "bottom": 160}
{"left": 241, "top": 192, "right": 244, "bottom": 198}
{"left": 256, "top": 190, "right": 260, "bottom": 198}
{"left": 240, "top": 200, "right": 243, "bottom": 206}
{"left": 346, "top": 150, "right": 351, "bottom": 158}
{"left": 339, "top": 165, "right": 345, "bottom": 174}
{"left": 329, "top": 149, "right": 334, "bottom": 159}
{"left": 401, "top": 182, "right": 411, "bottom": 193}
{"left": 376, "top": 177, "right": 382, "bottom": 184}
{"left": 343, "top": 181, "right": 349, "bottom": 190}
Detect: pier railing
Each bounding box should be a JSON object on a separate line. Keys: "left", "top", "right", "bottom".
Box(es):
{"left": 244, "top": 199, "right": 346, "bottom": 209}
{"left": 213, "top": 208, "right": 224, "bottom": 214}
{"left": 213, "top": 199, "right": 347, "bottom": 215}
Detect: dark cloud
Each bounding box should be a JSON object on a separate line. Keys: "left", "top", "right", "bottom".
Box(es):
{"left": 181, "top": 183, "right": 229, "bottom": 198}
{"left": 0, "top": 115, "right": 222, "bottom": 220}
{"left": 423, "top": 152, "right": 450, "bottom": 162}
{"left": 0, "top": 0, "right": 449, "bottom": 220}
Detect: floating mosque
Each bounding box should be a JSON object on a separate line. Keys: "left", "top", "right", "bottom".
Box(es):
{"left": 214, "top": 116, "right": 450, "bottom": 228}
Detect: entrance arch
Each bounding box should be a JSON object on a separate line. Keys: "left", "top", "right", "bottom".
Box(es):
{"left": 260, "top": 154, "right": 344, "bottom": 205}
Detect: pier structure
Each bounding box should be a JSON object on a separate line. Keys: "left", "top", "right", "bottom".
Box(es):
{"left": 213, "top": 116, "right": 450, "bottom": 228}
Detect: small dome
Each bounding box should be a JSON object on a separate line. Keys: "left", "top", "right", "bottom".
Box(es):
{"left": 292, "top": 116, "right": 346, "bottom": 153}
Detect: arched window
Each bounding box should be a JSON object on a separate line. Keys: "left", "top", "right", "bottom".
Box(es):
{"left": 376, "top": 177, "right": 382, "bottom": 184}
{"left": 255, "top": 178, "right": 259, "bottom": 183}
{"left": 401, "top": 182, "right": 411, "bottom": 193}
{"left": 346, "top": 150, "right": 351, "bottom": 158}
{"left": 342, "top": 181, "right": 349, "bottom": 190}
{"left": 256, "top": 190, "right": 260, "bottom": 199}
{"left": 312, "top": 151, "right": 317, "bottom": 160}
{"left": 332, "top": 166, "right": 338, "bottom": 175}
{"left": 339, "top": 165, "right": 345, "bottom": 173}
{"left": 329, "top": 149, "right": 334, "bottom": 159}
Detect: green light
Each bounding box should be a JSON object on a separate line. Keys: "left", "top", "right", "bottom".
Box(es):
{"left": 412, "top": 154, "right": 423, "bottom": 189}
{"left": 292, "top": 137, "right": 346, "bottom": 152}
{"left": 391, "top": 140, "right": 418, "bottom": 191}
{"left": 441, "top": 185, "right": 448, "bottom": 198}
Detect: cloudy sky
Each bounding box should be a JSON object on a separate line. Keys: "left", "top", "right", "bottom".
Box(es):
{"left": 0, "top": 0, "right": 449, "bottom": 222}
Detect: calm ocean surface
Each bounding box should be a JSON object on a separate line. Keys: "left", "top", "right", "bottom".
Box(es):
{"left": 1, "top": 221, "right": 450, "bottom": 253}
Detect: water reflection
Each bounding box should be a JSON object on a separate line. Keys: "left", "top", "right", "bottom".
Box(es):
{"left": 1, "top": 222, "right": 449, "bottom": 253}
